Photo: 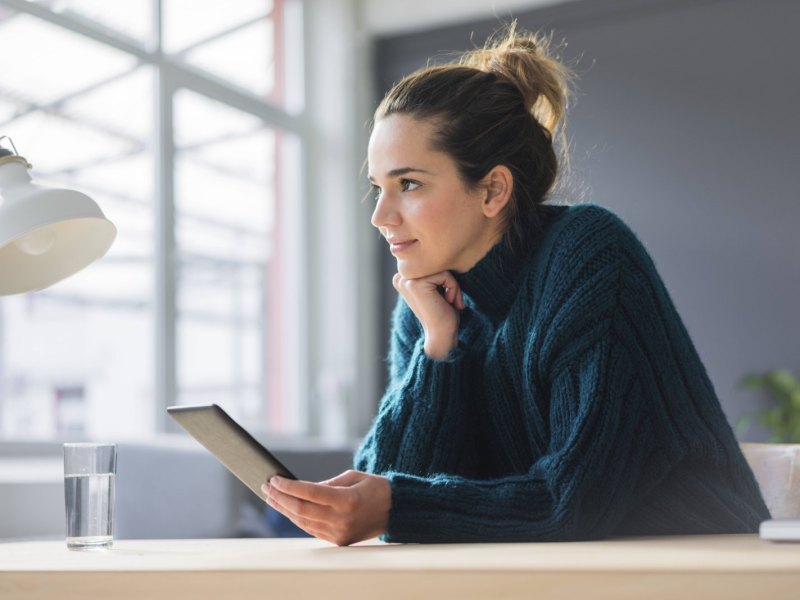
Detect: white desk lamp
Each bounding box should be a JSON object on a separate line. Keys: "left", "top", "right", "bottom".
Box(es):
{"left": 0, "top": 136, "right": 116, "bottom": 295}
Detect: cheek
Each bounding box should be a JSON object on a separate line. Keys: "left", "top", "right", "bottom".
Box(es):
{"left": 410, "top": 199, "right": 459, "bottom": 236}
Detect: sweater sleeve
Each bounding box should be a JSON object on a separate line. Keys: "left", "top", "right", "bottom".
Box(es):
{"left": 353, "top": 296, "right": 488, "bottom": 477}
{"left": 383, "top": 319, "right": 651, "bottom": 542}
{"left": 381, "top": 214, "right": 659, "bottom": 543}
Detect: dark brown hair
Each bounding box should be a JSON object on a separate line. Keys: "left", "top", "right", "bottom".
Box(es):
{"left": 374, "top": 23, "right": 575, "bottom": 253}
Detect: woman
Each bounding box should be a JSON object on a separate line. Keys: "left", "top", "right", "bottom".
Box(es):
{"left": 262, "top": 26, "right": 771, "bottom": 546}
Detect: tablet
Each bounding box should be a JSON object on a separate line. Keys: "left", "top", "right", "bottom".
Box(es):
{"left": 167, "top": 403, "right": 296, "bottom": 502}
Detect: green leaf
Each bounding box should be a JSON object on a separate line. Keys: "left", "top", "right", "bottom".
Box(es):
{"left": 770, "top": 369, "right": 800, "bottom": 392}
{"left": 737, "top": 373, "right": 767, "bottom": 390}
{"left": 736, "top": 415, "right": 752, "bottom": 433}
{"left": 737, "top": 369, "right": 800, "bottom": 440}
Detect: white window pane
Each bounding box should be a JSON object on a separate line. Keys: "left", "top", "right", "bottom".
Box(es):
{"left": 163, "top": 0, "right": 271, "bottom": 53}
{"left": 174, "top": 88, "right": 262, "bottom": 148}
{"left": 0, "top": 12, "right": 137, "bottom": 105}
{"left": 175, "top": 161, "right": 272, "bottom": 232}
{"left": 182, "top": 21, "right": 275, "bottom": 98}
{"left": 31, "top": 0, "right": 154, "bottom": 45}
{"left": 0, "top": 0, "right": 304, "bottom": 442}
{"left": 164, "top": 0, "right": 292, "bottom": 102}
{"left": 176, "top": 318, "right": 263, "bottom": 425}
{"left": 59, "top": 67, "right": 155, "bottom": 145}
{"left": 1, "top": 297, "right": 154, "bottom": 440}
{"left": 178, "top": 253, "right": 263, "bottom": 317}
{"left": 176, "top": 219, "right": 270, "bottom": 267}
{"left": 7, "top": 111, "right": 132, "bottom": 174}
{"left": 0, "top": 20, "right": 154, "bottom": 440}
{"left": 69, "top": 151, "right": 155, "bottom": 207}
{"left": 174, "top": 89, "right": 279, "bottom": 432}
{"left": 0, "top": 97, "right": 22, "bottom": 123}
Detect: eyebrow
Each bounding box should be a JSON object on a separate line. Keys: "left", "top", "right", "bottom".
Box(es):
{"left": 367, "top": 167, "right": 431, "bottom": 182}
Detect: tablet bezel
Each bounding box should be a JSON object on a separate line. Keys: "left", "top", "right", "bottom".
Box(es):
{"left": 167, "top": 403, "right": 297, "bottom": 502}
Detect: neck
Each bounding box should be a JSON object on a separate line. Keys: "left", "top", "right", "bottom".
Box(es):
{"left": 453, "top": 204, "right": 569, "bottom": 320}
{"left": 452, "top": 226, "right": 504, "bottom": 275}
{"left": 453, "top": 239, "right": 527, "bottom": 322}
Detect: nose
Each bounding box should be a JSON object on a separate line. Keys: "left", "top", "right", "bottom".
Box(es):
{"left": 370, "top": 192, "right": 401, "bottom": 230}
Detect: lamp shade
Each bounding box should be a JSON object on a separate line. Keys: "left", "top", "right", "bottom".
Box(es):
{"left": 0, "top": 151, "right": 116, "bottom": 295}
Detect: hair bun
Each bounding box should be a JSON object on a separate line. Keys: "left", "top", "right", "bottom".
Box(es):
{"left": 460, "top": 23, "right": 573, "bottom": 138}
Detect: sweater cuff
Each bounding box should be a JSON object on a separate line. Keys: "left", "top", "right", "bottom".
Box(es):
{"left": 406, "top": 337, "right": 468, "bottom": 397}
{"left": 426, "top": 339, "right": 465, "bottom": 364}
{"left": 382, "top": 471, "right": 458, "bottom": 543}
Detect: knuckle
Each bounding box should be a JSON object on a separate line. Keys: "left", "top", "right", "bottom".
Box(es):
{"left": 341, "top": 515, "right": 356, "bottom": 532}
{"left": 291, "top": 497, "right": 307, "bottom": 515}
{"left": 342, "top": 491, "right": 359, "bottom": 513}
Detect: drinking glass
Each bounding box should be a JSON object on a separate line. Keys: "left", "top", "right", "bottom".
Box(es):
{"left": 63, "top": 443, "right": 116, "bottom": 550}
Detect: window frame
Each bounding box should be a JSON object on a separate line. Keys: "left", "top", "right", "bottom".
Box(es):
{"left": 0, "top": 0, "right": 309, "bottom": 438}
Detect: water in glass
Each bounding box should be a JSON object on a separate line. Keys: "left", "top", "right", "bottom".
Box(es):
{"left": 65, "top": 472, "right": 115, "bottom": 549}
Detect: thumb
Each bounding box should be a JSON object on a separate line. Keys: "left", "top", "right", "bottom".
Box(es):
{"left": 318, "top": 469, "right": 365, "bottom": 488}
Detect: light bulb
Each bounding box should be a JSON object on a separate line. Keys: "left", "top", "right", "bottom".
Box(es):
{"left": 13, "top": 227, "right": 57, "bottom": 255}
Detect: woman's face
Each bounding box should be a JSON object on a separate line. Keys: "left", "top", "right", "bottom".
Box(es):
{"left": 368, "top": 114, "right": 499, "bottom": 279}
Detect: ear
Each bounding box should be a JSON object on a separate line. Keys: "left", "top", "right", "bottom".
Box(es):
{"left": 480, "top": 165, "right": 513, "bottom": 218}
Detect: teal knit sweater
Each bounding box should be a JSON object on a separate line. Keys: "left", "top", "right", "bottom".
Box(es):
{"left": 354, "top": 203, "right": 771, "bottom": 543}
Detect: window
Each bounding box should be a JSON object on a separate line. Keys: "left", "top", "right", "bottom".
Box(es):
{"left": 0, "top": 0, "right": 305, "bottom": 440}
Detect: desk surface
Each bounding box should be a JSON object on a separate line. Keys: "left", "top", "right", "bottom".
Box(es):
{"left": 2, "top": 534, "right": 799, "bottom": 600}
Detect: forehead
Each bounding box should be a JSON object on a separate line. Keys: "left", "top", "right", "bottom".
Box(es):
{"left": 368, "top": 115, "right": 437, "bottom": 168}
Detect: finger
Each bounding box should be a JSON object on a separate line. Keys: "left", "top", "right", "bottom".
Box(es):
{"left": 269, "top": 476, "right": 340, "bottom": 506}
{"left": 392, "top": 272, "right": 402, "bottom": 291}
{"left": 406, "top": 272, "right": 461, "bottom": 300}
{"left": 264, "top": 485, "right": 331, "bottom": 525}
{"left": 267, "top": 495, "right": 354, "bottom": 547}
{"left": 269, "top": 501, "right": 331, "bottom": 541}
{"left": 266, "top": 492, "right": 344, "bottom": 545}
{"left": 441, "top": 279, "right": 462, "bottom": 309}
{"left": 420, "top": 270, "right": 460, "bottom": 291}
{"left": 444, "top": 281, "right": 464, "bottom": 310}
{"left": 319, "top": 469, "right": 364, "bottom": 487}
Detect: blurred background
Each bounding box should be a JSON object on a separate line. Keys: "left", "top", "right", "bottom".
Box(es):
{"left": 0, "top": 0, "right": 797, "bottom": 540}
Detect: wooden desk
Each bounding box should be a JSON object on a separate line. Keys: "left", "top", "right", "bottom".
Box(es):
{"left": 1, "top": 534, "right": 799, "bottom": 599}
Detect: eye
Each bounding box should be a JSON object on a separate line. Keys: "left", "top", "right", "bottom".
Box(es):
{"left": 370, "top": 183, "right": 382, "bottom": 201}
{"left": 400, "top": 178, "right": 421, "bottom": 192}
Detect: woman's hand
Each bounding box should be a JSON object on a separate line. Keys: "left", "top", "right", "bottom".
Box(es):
{"left": 393, "top": 271, "right": 465, "bottom": 360}
{"left": 262, "top": 470, "right": 391, "bottom": 547}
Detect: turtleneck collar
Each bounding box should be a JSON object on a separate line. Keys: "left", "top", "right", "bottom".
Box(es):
{"left": 453, "top": 204, "right": 568, "bottom": 321}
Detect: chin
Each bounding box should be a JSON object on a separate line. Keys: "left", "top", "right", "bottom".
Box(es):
{"left": 396, "top": 266, "right": 420, "bottom": 279}
{"left": 396, "top": 259, "right": 441, "bottom": 280}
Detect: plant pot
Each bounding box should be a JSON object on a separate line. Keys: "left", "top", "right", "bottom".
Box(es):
{"left": 740, "top": 443, "right": 800, "bottom": 519}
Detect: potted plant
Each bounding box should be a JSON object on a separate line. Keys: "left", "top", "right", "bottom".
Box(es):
{"left": 736, "top": 369, "right": 800, "bottom": 519}
{"left": 736, "top": 369, "right": 800, "bottom": 443}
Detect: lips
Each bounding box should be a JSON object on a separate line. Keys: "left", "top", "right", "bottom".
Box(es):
{"left": 388, "top": 238, "right": 417, "bottom": 254}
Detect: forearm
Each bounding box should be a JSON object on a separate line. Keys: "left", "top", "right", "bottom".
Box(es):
{"left": 379, "top": 331, "right": 650, "bottom": 544}
{"left": 354, "top": 336, "right": 476, "bottom": 476}
{"left": 383, "top": 471, "right": 565, "bottom": 543}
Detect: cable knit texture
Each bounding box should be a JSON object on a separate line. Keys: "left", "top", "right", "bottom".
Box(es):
{"left": 354, "top": 203, "right": 771, "bottom": 543}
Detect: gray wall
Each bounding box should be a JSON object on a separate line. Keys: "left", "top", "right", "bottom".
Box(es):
{"left": 373, "top": 0, "right": 800, "bottom": 440}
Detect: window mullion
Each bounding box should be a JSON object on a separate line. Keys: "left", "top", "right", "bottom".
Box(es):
{"left": 154, "top": 21, "right": 178, "bottom": 433}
